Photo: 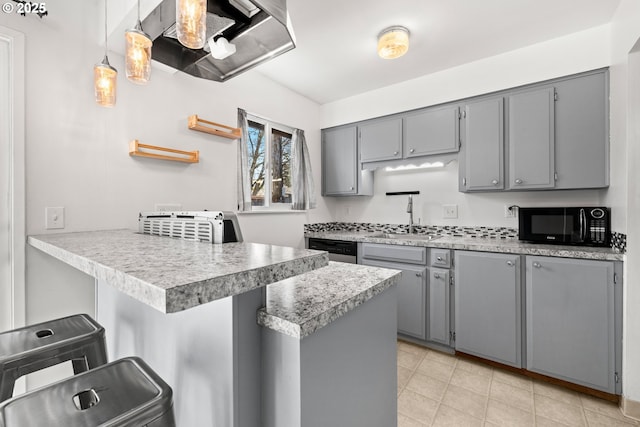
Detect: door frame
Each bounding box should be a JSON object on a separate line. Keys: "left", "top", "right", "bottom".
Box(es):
{"left": 0, "top": 26, "right": 26, "bottom": 333}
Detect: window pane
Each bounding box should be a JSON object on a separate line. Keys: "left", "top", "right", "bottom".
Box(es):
{"left": 247, "top": 120, "right": 266, "bottom": 206}
{"left": 271, "top": 129, "right": 292, "bottom": 204}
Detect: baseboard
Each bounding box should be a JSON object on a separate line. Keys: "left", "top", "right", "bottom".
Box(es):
{"left": 622, "top": 397, "right": 640, "bottom": 421}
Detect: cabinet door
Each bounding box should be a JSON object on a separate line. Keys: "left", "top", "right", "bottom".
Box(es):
{"left": 554, "top": 72, "right": 609, "bottom": 189}
{"left": 526, "top": 257, "right": 615, "bottom": 393}
{"left": 404, "top": 105, "right": 459, "bottom": 158}
{"left": 322, "top": 126, "right": 357, "bottom": 195}
{"left": 427, "top": 267, "right": 450, "bottom": 346}
{"left": 508, "top": 87, "right": 555, "bottom": 189}
{"left": 455, "top": 251, "right": 521, "bottom": 368}
{"left": 360, "top": 258, "right": 426, "bottom": 340}
{"left": 359, "top": 117, "right": 403, "bottom": 163}
{"left": 460, "top": 98, "right": 504, "bottom": 191}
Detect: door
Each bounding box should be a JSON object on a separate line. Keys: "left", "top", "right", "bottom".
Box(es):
{"left": 427, "top": 267, "right": 450, "bottom": 346}
{"left": 0, "top": 27, "right": 25, "bottom": 335}
{"left": 526, "top": 256, "right": 616, "bottom": 393}
{"left": 404, "top": 105, "right": 459, "bottom": 158}
{"left": 358, "top": 117, "right": 403, "bottom": 163}
{"left": 460, "top": 97, "right": 504, "bottom": 191}
{"left": 360, "top": 258, "right": 426, "bottom": 340}
{"left": 508, "top": 87, "right": 555, "bottom": 190}
{"left": 455, "top": 251, "right": 522, "bottom": 368}
{"left": 322, "top": 126, "right": 357, "bottom": 195}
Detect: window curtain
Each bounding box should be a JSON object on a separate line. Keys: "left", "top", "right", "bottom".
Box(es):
{"left": 237, "top": 108, "right": 252, "bottom": 212}
{"left": 291, "top": 129, "right": 316, "bottom": 210}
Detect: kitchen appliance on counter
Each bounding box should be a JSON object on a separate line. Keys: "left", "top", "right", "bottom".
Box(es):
{"left": 307, "top": 238, "right": 357, "bottom": 264}
{"left": 518, "top": 207, "right": 610, "bottom": 247}
{"left": 138, "top": 211, "right": 243, "bottom": 243}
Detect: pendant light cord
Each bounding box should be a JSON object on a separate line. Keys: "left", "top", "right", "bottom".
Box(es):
{"left": 104, "top": 0, "right": 108, "bottom": 56}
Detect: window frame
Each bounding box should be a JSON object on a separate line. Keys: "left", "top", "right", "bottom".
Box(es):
{"left": 246, "top": 113, "right": 295, "bottom": 211}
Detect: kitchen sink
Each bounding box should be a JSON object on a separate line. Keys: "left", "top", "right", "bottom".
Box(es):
{"left": 369, "top": 232, "right": 442, "bottom": 241}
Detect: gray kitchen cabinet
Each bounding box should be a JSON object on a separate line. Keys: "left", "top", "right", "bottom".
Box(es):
{"left": 427, "top": 267, "right": 450, "bottom": 346}
{"left": 454, "top": 251, "right": 522, "bottom": 368}
{"left": 404, "top": 105, "right": 459, "bottom": 158}
{"left": 508, "top": 87, "right": 555, "bottom": 190}
{"left": 358, "top": 117, "right": 403, "bottom": 163}
{"left": 360, "top": 257, "right": 427, "bottom": 340}
{"left": 553, "top": 71, "right": 609, "bottom": 189}
{"left": 526, "top": 256, "right": 619, "bottom": 393}
{"left": 321, "top": 125, "right": 373, "bottom": 196}
{"left": 459, "top": 97, "right": 504, "bottom": 191}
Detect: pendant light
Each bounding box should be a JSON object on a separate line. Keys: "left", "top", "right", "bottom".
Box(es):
{"left": 94, "top": 0, "right": 117, "bottom": 107}
{"left": 125, "top": 0, "right": 152, "bottom": 84}
{"left": 377, "top": 26, "right": 410, "bottom": 60}
{"left": 176, "top": 0, "right": 207, "bottom": 49}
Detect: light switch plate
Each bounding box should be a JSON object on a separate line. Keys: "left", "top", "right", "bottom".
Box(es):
{"left": 45, "top": 207, "right": 65, "bottom": 229}
{"left": 443, "top": 204, "right": 458, "bottom": 219}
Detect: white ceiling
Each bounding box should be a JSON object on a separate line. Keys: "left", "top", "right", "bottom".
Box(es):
{"left": 255, "top": 0, "right": 621, "bottom": 105}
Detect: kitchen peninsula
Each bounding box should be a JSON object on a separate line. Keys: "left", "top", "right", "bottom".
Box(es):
{"left": 28, "top": 230, "right": 401, "bottom": 427}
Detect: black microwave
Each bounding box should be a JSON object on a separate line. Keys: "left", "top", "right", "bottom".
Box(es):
{"left": 518, "top": 207, "right": 611, "bottom": 247}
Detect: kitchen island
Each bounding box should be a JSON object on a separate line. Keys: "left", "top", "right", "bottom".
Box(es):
{"left": 28, "top": 230, "right": 401, "bottom": 427}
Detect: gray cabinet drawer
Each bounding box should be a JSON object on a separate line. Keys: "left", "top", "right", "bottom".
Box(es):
{"left": 361, "top": 243, "right": 427, "bottom": 265}
{"left": 430, "top": 249, "right": 451, "bottom": 268}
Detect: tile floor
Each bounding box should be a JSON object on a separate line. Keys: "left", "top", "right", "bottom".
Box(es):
{"left": 397, "top": 340, "right": 639, "bottom": 427}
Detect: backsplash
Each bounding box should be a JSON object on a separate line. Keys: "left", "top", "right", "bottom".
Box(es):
{"left": 305, "top": 222, "right": 627, "bottom": 253}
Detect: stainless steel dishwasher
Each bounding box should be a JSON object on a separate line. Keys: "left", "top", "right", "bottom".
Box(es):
{"left": 307, "top": 238, "right": 357, "bottom": 264}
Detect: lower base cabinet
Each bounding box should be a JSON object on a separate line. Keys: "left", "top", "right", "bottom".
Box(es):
{"left": 427, "top": 267, "right": 451, "bottom": 346}
{"left": 359, "top": 258, "right": 427, "bottom": 340}
{"left": 454, "top": 251, "right": 522, "bottom": 368}
{"left": 526, "top": 256, "right": 620, "bottom": 394}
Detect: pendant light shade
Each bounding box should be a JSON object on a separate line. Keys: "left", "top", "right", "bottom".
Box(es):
{"left": 377, "top": 26, "right": 410, "bottom": 59}
{"left": 176, "top": 0, "right": 207, "bottom": 49}
{"left": 94, "top": 56, "right": 117, "bottom": 107}
{"left": 125, "top": 1, "right": 152, "bottom": 84}
{"left": 95, "top": 0, "right": 117, "bottom": 107}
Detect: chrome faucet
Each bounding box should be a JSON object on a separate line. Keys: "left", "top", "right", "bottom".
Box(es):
{"left": 407, "top": 195, "right": 414, "bottom": 234}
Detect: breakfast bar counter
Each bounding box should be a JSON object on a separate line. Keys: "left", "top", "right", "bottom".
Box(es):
{"left": 28, "top": 230, "right": 400, "bottom": 427}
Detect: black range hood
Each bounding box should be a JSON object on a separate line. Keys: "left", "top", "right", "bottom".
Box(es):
{"left": 142, "top": 0, "right": 295, "bottom": 82}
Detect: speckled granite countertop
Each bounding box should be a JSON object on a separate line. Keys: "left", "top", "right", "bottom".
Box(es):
{"left": 257, "top": 262, "right": 401, "bottom": 339}
{"left": 305, "top": 231, "right": 624, "bottom": 261}
{"left": 29, "top": 230, "right": 329, "bottom": 314}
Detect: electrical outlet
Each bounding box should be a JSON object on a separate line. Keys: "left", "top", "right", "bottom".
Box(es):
{"left": 45, "top": 207, "right": 65, "bottom": 229}
{"left": 504, "top": 205, "right": 516, "bottom": 218}
{"left": 155, "top": 204, "right": 182, "bottom": 212}
{"left": 443, "top": 204, "right": 458, "bottom": 219}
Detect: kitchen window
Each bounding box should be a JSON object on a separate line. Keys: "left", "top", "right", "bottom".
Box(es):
{"left": 246, "top": 114, "right": 293, "bottom": 209}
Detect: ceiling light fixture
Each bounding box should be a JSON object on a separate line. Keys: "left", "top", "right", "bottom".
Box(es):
{"left": 208, "top": 36, "right": 237, "bottom": 60}
{"left": 125, "top": 0, "right": 152, "bottom": 84}
{"left": 94, "top": 0, "right": 117, "bottom": 107}
{"left": 176, "top": 0, "right": 207, "bottom": 49}
{"left": 377, "top": 26, "right": 410, "bottom": 59}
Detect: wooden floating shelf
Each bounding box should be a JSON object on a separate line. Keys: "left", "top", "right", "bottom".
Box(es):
{"left": 188, "top": 115, "right": 241, "bottom": 140}
{"left": 129, "top": 140, "right": 199, "bottom": 163}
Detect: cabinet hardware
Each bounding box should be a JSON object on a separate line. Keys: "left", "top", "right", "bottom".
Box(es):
{"left": 462, "top": 178, "right": 467, "bottom": 186}
{"left": 615, "top": 372, "right": 620, "bottom": 383}
{"left": 492, "top": 179, "right": 499, "bottom": 185}
{"left": 533, "top": 262, "right": 541, "bottom": 268}
{"left": 433, "top": 273, "right": 440, "bottom": 279}
{"left": 614, "top": 273, "right": 618, "bottom": 284}
{"left": 416, "top": 272, "right": 423, "bottom": 277}
{"left": 436, "top": 256, "right": 443, "bottom": 261}
{"left": 463, "top": 110, "right": 466, "bottom": 118}
{"left": 515, "top": 178, "right": 523, "bottom": 185}
{"left": 449, "top": 276, "right": 454, "bottom": 286}
{"left": 554, "top": 172, "right": 558, "bottom": 181}
{"left": 554, "top": 90, "right": 558, "bottom": 101}
{"left": 409, "top": 148, "right": 415, "bottom": 153}
{"left": 506, "top": 260, "right": 514, "bottom": 266}
{"left": 349, "top": 186, "right": 354, "bottom": 191}
{"left": 393, "top": 151, "right": 398, "bottom": 156}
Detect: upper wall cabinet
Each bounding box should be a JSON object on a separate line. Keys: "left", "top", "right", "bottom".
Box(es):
{"left": 404, "top": 105, "right": 460, "bottom": 158}
{"left": 459, "top": 97, "right": 504, "bottom": 191}
{"left": 508, "top": 87, "right": 555, "bottom": 190}
{"left": 459, "top": 69, "right": 609, "bottom": 193}
{"left": 322, "top": 125, "right": 373, "bottom": 196}
{"left": 359, "top": 117, "right": 403, "bottom": 163}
